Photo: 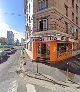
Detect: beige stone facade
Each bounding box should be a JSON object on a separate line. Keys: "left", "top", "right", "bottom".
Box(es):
{"left": 33, "top": 0, "right": 80, "bottom": 51}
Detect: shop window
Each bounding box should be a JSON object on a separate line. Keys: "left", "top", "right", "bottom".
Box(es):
{"left": 58, "top": 43, "right": 69, "bottom": 57}
{"left": 37, "top": 18, "right": 48, "bottom": 31}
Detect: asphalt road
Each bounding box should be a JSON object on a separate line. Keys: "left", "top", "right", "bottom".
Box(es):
{"left": 0, "top": 47, "right": 54, "bottom": 92}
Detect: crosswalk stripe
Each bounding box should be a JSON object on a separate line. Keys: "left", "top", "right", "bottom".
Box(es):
{"left": 7, "top": 80, "right": 18, "bottom": 92}
{"left": 26, "top": 83, "right": 36, "bottom": 92}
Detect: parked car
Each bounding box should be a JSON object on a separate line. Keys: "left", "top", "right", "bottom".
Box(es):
{"left": 4, "top": 49, "right": 13, "bottom": 55}
{"left": 0, "top": 52, "right": 3, "bottom": 61}
{"left": 11, "top": 48, "right": 17, "bottom": 52}
{"left": 0, "top": 51, "right": 8, "bottom": 61}
{"left": 1, "top": 51, "right": 8, "bottom": 57}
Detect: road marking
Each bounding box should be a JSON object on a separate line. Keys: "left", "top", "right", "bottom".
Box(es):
{"left": 26, "top": 83, "right": 36, "bottom": 92}
{"left": 7, "top": 80, "right": 18, "bottom": 92}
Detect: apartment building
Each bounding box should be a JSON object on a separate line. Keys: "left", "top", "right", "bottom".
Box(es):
{"left": 32, "top": 0, "right": 80, "bottom": 63}
{"left": 24, "top": 0, "right": 33, "bottom": 52}
{"left": 7, "top": 31, "right": 14, "bottom": 45}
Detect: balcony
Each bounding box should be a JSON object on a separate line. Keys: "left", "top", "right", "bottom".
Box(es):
{"left": 37, "top": 28, "right": 48, "bottom": 32}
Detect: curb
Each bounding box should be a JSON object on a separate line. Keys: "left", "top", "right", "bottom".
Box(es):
{"left": 21, "top": 70, "right": 71, "bottom": 88}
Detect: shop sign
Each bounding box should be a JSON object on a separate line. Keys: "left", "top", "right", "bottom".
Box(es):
{"left": 32, "top": 36, "right": 66, "bottom": 42}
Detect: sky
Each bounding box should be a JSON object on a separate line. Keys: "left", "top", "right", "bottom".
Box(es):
{"left": 0, "top": 0, "right": 26, "bottom": 42}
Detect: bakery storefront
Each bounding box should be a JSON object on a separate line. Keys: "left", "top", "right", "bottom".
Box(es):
{"left": 33, "top": 35, "right": 72, "bottom": 63}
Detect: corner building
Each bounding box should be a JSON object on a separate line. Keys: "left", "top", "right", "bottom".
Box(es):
{"left": 33, "top": 0, "right": 80, "bottom": 63}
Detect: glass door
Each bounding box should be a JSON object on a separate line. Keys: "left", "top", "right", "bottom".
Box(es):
{"left": 46, "top": 44, "right": 50, "bottom": 59}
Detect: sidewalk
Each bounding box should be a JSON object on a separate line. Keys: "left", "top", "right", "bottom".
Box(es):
{"left": 23, "top": 49, "right": 80, "bottom": 86}
{"left": 25, "top": 49, "right": 33, "bottom": 60}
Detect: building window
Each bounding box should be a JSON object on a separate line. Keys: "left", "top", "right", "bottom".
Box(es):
{"left": 43, "top": 19, "right": 48, "bottom": 31}
{"left": 27, "top": 43, "right": 28, "bottom": 49}
{"left": 72, "top": 12, "right": 74, "bottom": 22}
{"left": 29, "top": 16, "right": 30, "bottom": 23}
{"left": 27, "top": 33, "right": 28, "bottom": 39}
{"left": 37, "top": 18, "right": 48, "bottom": 31}
{"left": 76, "top": 4, "right": 78, "bottom": 14}
{"left": 76, "top": 29, "right": 78, "bottom": 40}
{"left": 72, "top": 0, "right": 74, "bottom": 8}
{"left": 38, "top": 0, "right": 48, "bottom": 11}
{"left": 65, "top": 22, "right": 68, "bottom": 33}
{"left": 64, "top": 4, "right": 68, "bottom": 17}
{"left": 29, "top": 3, "right": 30, "bottom": 13}
{"left": 27, "top": 14, "right": 28, "bottom": 21}
{"left": 76, "top": 17, "right": 78, "bottom": 25}
{"left": 72, "top": 26, "right": 74, "bottom": 36}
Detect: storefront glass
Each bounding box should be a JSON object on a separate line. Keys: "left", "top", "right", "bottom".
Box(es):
{"left": 58, "top": 43, "right": 69, "bottom": 57}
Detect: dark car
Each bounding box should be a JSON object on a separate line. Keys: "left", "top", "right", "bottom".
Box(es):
{"left": 11, "top": 48, "right": 17, "bottom": 52}
{"left": 0, "top": 51, "right": 8, "bottom": 61}
{"left": 0, "top": 52, "right": 3, "bottom": 61}
{"left": 4, "top": 49, "right": 13, "bottom": 55}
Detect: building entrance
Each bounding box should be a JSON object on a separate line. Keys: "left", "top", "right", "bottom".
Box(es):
{"left": 38, "top": 43, "right": 50, "bottom": 60}
{"left": 33, "top": 41, "right": 72, "bottom": 63}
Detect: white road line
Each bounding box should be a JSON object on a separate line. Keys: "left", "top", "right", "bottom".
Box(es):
{"left": 26, "top": 83, "right": 36, "bottom": 92}
{"left": 7, "top": 80, "right": 18, "bottom": 92}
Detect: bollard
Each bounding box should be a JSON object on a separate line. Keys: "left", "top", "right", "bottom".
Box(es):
{"left": 66, "top": 62, "right": 69, "bottom": 83}
{"left": 37, "top": 63, "right": 39, "bottom": 73}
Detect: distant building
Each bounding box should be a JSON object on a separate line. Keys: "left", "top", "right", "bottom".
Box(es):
{"left": 21, "top": 38, "right": 25, "bottom": 46}
{"left": 15, "top": 39, "right": 20, "bottom": 46}
{"left": 0, "top": 37, "right": 7, "bottom": 45}
{"left": 7, "top": 31, "right": 14, "bottom": 45}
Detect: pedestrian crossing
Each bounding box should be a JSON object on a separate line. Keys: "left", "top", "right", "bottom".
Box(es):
{"left": 7, "top": 80, "right": 18, "bottom": 92}
{"left": 6, "top": 79, "right": 80, "bottom": 92}
{"left": 6, "top": 79, "right": 36, "bottom": 92}
{"left": 26, "top": 83, "right": 36, "bottom": 92}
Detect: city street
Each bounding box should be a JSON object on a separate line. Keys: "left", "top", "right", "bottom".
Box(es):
{"left": 0, "top": 0, "right": 80, "bottom": 92}
{"left": 0, "top": 47, "right": 54, "bottom": 92}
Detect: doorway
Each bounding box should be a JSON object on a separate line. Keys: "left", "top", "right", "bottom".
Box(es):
{"left": 38, "top": 43, "right": 50, "bottom": 60}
